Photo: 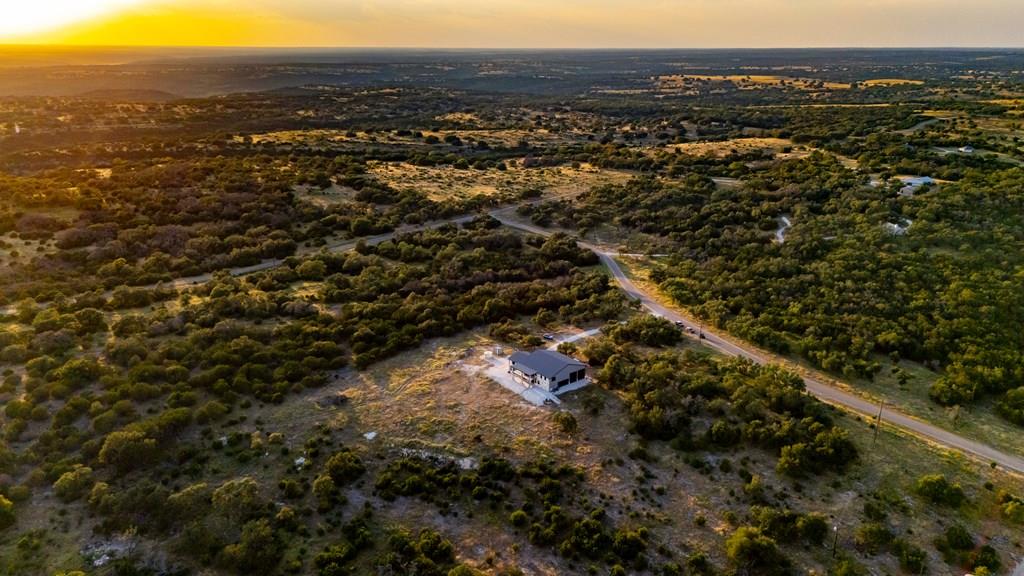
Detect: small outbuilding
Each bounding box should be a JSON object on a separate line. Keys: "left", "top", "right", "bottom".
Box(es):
{"left": 508, "top": 349, "right": 588, "bottom": 393}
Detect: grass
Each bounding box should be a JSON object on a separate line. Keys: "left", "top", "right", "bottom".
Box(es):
{"left": 849, "top": 360, "right": 1024, "bottom": 461}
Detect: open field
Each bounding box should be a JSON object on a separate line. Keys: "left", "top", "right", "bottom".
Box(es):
{"left": 367, "top": 161, "right": 635, "bottom": 202}
{"left": 859, "top": 78, "right": 925, "bottom": 87}
{"left": 663, "top": 137, "right": 803, "bottom": 158}
{"left": 657, "top": 74, "right": 852, "bottom": 91}
{"left": 242, "top": 127, "right": 586, "bottom": 148}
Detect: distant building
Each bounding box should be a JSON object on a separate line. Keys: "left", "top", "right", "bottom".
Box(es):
{"left": 508, "top": 350, "right": 588, "bottom": 392}
{"left": 898, "top": 175, "right": 936, "bottom": 197}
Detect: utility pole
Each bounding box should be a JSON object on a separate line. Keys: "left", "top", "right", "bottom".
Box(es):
{"left": 831, "top": 525, "right": 839, "bottom": 558}
{"left": 873, "top": 401, "right": 885, "bottom": 444}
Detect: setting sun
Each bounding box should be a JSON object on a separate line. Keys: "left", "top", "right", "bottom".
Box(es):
{"left": 0, "top": 0, "right": 148, "bottom": 37}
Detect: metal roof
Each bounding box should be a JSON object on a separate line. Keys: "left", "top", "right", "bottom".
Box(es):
{"left": 509, "top": 349, "right": 584, "bottom": 379}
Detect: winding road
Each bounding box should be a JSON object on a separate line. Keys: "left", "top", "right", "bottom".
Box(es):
{"left": 490, "top": 209, "right": 1024, "bottom": 476}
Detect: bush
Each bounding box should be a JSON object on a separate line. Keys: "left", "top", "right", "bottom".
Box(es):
{"left": 998, "top": 490, "right": 1024, "bottom": 523}
{"left": 98, "top": 430, "right": 158, "bottom": 474}
{"left": 53, "top": 466, "right": 94, "bottom": 501}
{"left": 853, "top": 522, "right": 892, "bottom": 555}
{"left": 326, "top": 449, "right": 366, "bottom": 485}
{"left": 0, "top": 494, "right": 14, "bottom": 530}
{"left": 914, "top": 474, "right": 966, "bottom": 507}
{"left": 219, "top": 518, "right": 283, "bottom": 574}
{"left": 797, "top": 513, "right": 829, "bottom": 545}
{"left": 510, "top": 509, "right": 528, "bottom": 527}
{"left": 829, "top": 558, "right": 867, "bottom": 576}
{"left": 970, "top": 545, "right": 1001, "bottom": 573}
{"left": 552, "top": 411, "right": 578, "bottom": 434}
{"left": 724, "top": 526, "right": 790, "bottom": 576}
{"left": 893, "top": 539, "right": 926, "bottom": 573}
{"left": 941, "top": 524, "right": 974, "bottom": 551}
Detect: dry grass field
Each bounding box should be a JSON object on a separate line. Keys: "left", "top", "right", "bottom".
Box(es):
{"left": 657, "top": 74, "right": 853, "bottom": 91}
{"left": 859, "top": 78, "right": 925, "bottom": 87}
{"left": 367, "top": 161, "right": 635, "bottom": 202}
{"left": 243, "top": 127, "right": 585, "bottom": 149}
{"left": 662, "top": 137, "right": 803, "bottom": 158}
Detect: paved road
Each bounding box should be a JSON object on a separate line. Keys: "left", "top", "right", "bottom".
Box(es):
{"left": 491, "top": 211, "right": 1024, "bottom": 475}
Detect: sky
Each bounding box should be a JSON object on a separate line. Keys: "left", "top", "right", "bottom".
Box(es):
{"left": 2, "top": 0, "right": 1023, "bottom": 48}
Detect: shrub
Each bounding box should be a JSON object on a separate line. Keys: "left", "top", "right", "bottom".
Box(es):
{"left": 797, "top": 513, "right": 829, "bottom": 545}
{"left": 724, "top": 526, "right": 790, "bottom": 576}
{"left": 195, "top": 400, "right": 230, "bottom": 424}
{"left": 212, "top": 477, "right": 264, "bottom": 523}
{"left": 829, "top": 558, "right": 867, "bottom": 576}
{"left": 552, "top": 411, "right": 578, "bottom": 434}
{"left": 940, "top": 524, "right": 974, "bottom": 551}
{"left": 893, "top": 539, "right": 926, "bottom": 573}
{"left": 914, "top": 474, "right": 966, "bottom": 507}
{"left": 970, "top": 545, "right": 1001, "bottom": 573}
{"left": 510, "top": 510, "right": 528, "bottom": 527}
{"left": 853, "top": 522, "right": 892, "bottom": 554}
{"left": 53, "top": 466, "right": 94, "bottom": 502}
{"left": 326, "top": 449, "right": 366, "bottom": 485}
{"left": 0, "top": 494, "right": 14, "bottom": 530}
{"left": 98, "top": 430, "right": 158, "bottom": 474}
{"left": 997, "top": 490, "right": 1024, "bottom": 523}
{"left": 219, "top": 518, "right": 283, "bottom": 574}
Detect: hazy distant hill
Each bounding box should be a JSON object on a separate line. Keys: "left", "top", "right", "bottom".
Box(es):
{"left": 0, "top": 47, "right": 1022, "bottom": 97}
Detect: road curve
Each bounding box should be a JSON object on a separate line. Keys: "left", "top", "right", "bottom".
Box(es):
{"left": 491, "top": 211, "right": 1024, "bottom": 475}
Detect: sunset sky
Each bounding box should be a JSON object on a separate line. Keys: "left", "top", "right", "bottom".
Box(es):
{"left": 2, "top": 0, "right": 1022, "bottom": 48}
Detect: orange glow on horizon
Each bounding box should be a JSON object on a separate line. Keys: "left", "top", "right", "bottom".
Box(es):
{"left": 2, "top": 0, "right": 1023, "bottom": 49}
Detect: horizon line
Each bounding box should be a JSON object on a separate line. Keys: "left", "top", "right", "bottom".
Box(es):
{"left": 1, "top": 44, "right": 1023, "bottom": 51}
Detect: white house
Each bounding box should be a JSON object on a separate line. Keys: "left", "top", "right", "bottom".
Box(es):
{"left": 508, "top": 350, "right": 588, "bottom": 393}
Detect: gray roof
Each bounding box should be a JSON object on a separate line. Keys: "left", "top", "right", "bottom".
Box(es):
{"left": 510, "top": 350, "right": 585, "bottom": 379}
